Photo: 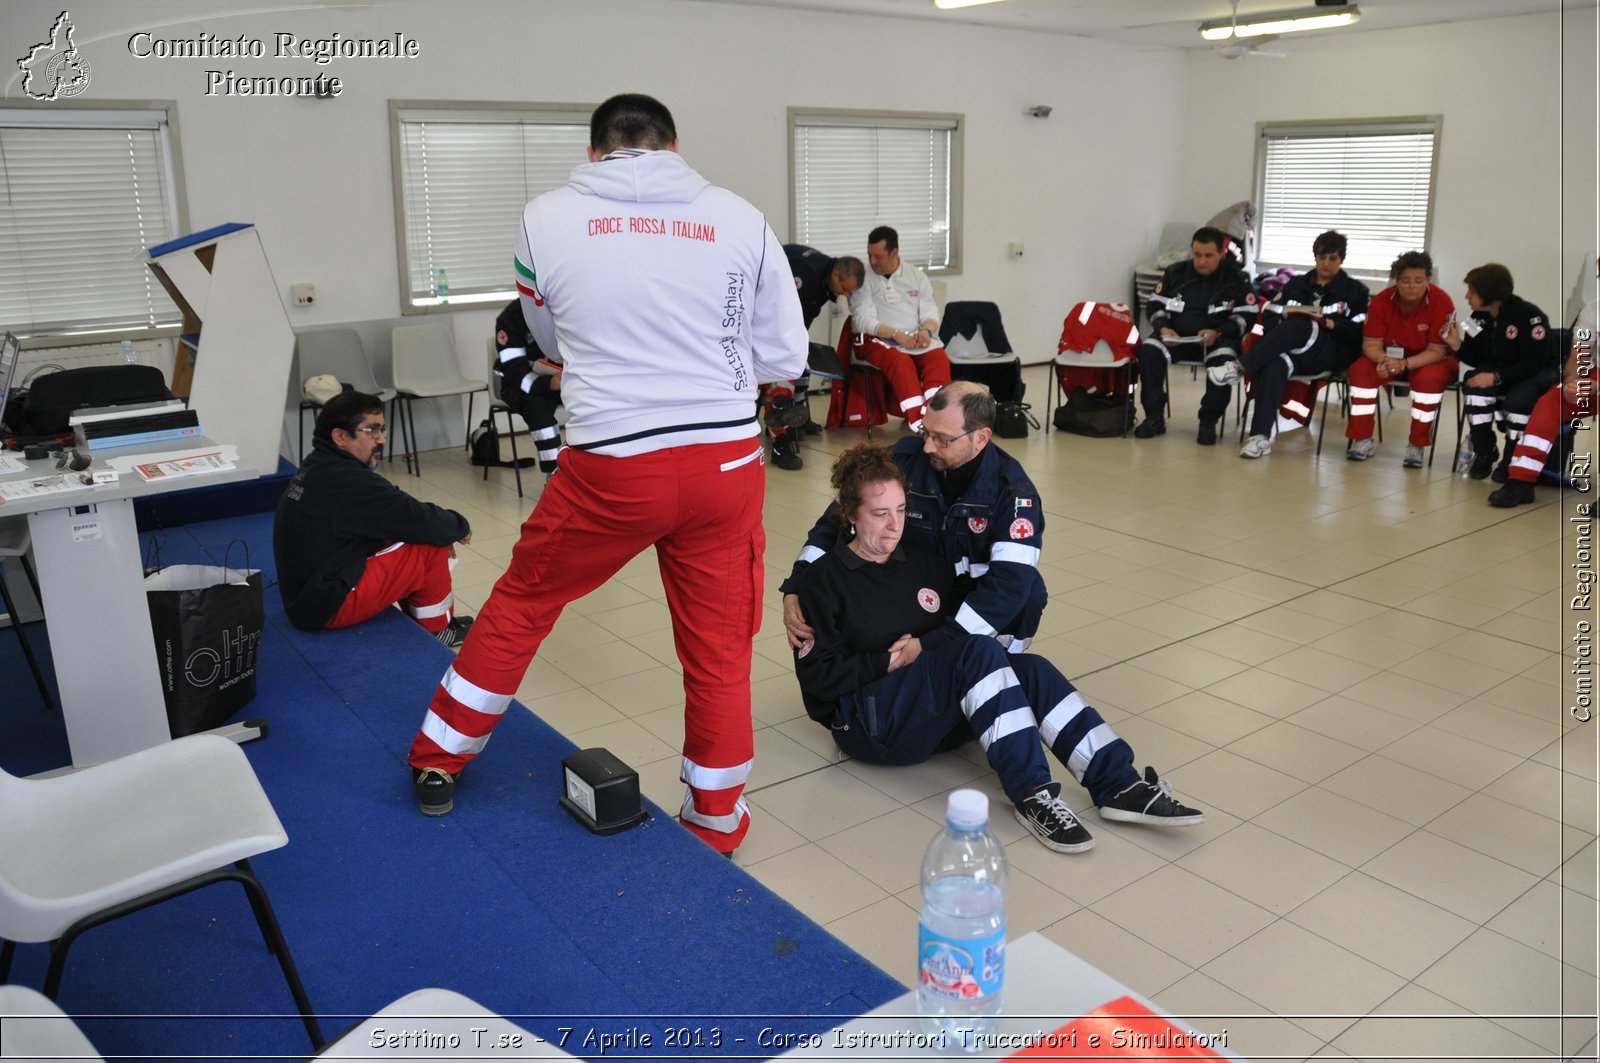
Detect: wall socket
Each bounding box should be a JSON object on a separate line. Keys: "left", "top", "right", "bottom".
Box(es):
{"left": 1008, "top": 243, "right": 1025, "bottom": 258}
{"left": 290, "top": 283, "right": 316, "bottom": 306}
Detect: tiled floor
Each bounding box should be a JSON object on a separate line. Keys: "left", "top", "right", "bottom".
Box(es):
{"left": 387, "top": 376, "right": 1596, "bottom": 1063}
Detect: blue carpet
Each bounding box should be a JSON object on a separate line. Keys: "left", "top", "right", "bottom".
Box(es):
{"left": 0, "top": 512, "right": 903, "bottom": 1060}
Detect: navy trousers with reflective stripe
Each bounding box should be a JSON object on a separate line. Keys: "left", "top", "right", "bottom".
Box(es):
{"left": 831, "top": 635, "right": 1136, "bottom": 805}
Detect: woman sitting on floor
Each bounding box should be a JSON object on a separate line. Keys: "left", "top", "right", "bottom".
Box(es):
{"left": 789, "top": 443, "right": 1204, "bottom": 854}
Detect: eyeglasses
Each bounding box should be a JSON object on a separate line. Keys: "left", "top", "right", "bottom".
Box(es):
{"left": 918, "top": 426, "right": 977, "bottom": 449}
{"left": 351, "top": 424, "right": 387, "bottom": 437}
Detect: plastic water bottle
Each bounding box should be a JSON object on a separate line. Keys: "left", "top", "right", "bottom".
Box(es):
{"left": 435, "top": 267, "right": 449, "bottom": 305}
{"left": 1455, "top": 437, "right": 1473, "bottom": 477}
{"left": 119, "top": 339, "right": 135, "bottom": 364}
{"left": 917, "top": 789, "right": 1007, "bottom": 1053}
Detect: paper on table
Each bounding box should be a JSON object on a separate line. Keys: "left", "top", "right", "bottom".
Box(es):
{"left": 0, "top": 472, "right": 96, "bottom": 504}
{"left": 0, "top": 454, "right": 26, "bottom": 474}
{"left": 107, "top": 445, "right": 239, "bottom": 481}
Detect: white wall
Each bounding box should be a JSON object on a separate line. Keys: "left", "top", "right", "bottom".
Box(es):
{"left": 0, "top": 0, "right": 1187, "bottom": 374}
{"left": 1171, "top": 8, "right": 1598, "bottom": 317}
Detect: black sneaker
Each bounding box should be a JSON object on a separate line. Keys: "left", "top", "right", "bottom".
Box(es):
{"left": 414, "top": 767, "right": 458, "bottom": 816}
{"left": 1133, "top": 418, "right": 1166, "bottom": 439}
{"left": 1488, "top": 480, "right": 1537, "bottom": 507}
{"left": 435, "top": 615, "right": 474, "bottom": 649}
{"left": 1490, "top": 450, "right": 1514, "bottom": 484}
{"left": 801, "top": 419, "right": 824, "bottom": 437}
{"left": 1013, "top": 781, "right": 1094, "bottom": 853}
{"left": 1196, "top": 420, "right": 1218, "bottom": 446}
{"left": 771, "top": 434, "right": 803, "bottom": 471}
{"left": 1469, "top": 448, "right": 1498, "bottom": 480}
{"left": 1098, "top": 766, "right": 1205, "bottom": 826}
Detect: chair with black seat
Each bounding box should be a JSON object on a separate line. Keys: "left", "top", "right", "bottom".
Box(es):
{"left": 0, "top": 516, "right": 51, "bottom": 710}
{"left": 294, "top": 329, "right": 396, "bottom": 462}
{"left": 942, "top": 301, "right": 1023, "bottom": 405}
{"left": 482, "top": 341, "right": 526, "bottom": 498}
{"left": 390, "top": 324, "right": 485, "bottom": 477}
{"left": 0, "top": 733, "right": 322, "bottom": 1047}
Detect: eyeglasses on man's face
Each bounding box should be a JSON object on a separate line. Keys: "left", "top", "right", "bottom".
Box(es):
{"left": 350, "top": 424, "right": 386, "bottom": 438}
{"left": 918, "top": 426, "right": 977, "bottom": 449}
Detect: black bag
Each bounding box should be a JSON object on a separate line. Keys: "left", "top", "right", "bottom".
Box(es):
{"left": 994, "top": 401, "right": 1036, "bottom": 439}
{"left": 144, "top": 540, "right": 264, "bottom": 738}
{"left": 23, "top": 364, "right": 171, "bottom": 435}
{"left": 1053, "top": 387, "right": 1134, "bottom": 437}
{"left": 949, "top": 359, "right": 1025, "bottom": 404}
{"left": 469, "top": 419, "right": 500, "bottom": 467}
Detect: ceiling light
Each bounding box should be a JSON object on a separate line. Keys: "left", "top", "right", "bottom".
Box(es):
{"left": 1199, "top": 4, "right": 1360, "bottom": 40}
{"left": 933, "top": 0, "right": 1009, "bottom": 9}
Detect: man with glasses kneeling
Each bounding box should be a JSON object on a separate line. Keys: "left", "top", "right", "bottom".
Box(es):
{"left": 783, "top": 379, "right": 1045, "bottom": 667}
{"left": 274, "top": 390, "right": 476, "bottom": 647}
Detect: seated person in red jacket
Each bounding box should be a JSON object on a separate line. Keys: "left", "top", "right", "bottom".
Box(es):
{"left": 792, "top": 443, "right": 1203, "bottom": 855}
{"left": 1489, "top": 298, "right": 1597, "bottom": 507}
{"left": 274, "top": 391, "right": 475, "bottom": 646}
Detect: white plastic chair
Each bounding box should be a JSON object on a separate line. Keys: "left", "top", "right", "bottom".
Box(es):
{"left": 294, "top": 329, "right": 397, "bottom": 461}
{"left": 0, "top": 734, "right": 322, "bottom": 1047}
{"left": 0, "top": 985, "right": 103, "bottom": 1061}
{"left": 390, "top": 324, "right": 485, "bottom": 476}
{"left": 1046, "top": 340, "right": 1136, "bottom": 436}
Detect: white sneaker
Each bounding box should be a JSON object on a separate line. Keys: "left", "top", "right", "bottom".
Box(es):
{"left": 1347, "top": 438, "right": 1376, "bottom": 461}
{"left": 1403, "top": 444, "right": 1425, "bottom": 468}
{"left": 1240, "top": 434, "right": 1272, "bottom": 459}
{"left": 1207, "top": 359, "right": 1241, "bottom": 387}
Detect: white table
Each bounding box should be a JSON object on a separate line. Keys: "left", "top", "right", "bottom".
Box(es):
{"left": 779, "top": 933, "right": 1246, "bottom": 1061}
{"left": 0, "top": 439, "right": 255, "bottom": 767}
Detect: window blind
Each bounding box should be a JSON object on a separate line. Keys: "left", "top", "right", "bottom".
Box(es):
{"left": 792, "top": 113, "right": 958, "bottom": 272}
{"left": 1258, "top": 123, "right": 1438, "bottom": 274}
{"left": 0, "top": 109, "right": 180, "bottom": 335}
{"left": 394, "top": 108, "right": 589, "bottom": 310}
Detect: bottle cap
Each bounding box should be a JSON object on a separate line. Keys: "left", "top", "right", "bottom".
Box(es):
{"left": 946, "top": 789, "right": 988, "bottom": 829}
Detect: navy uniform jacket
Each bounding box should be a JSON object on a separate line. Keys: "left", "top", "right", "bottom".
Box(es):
{"left": 781, "top": 435, "right": 1045, "bottom": 644}
{"left": 783, "top": 244, "right": 838, "bottom": 329}
{"left": 1259, "top": 269, "right": 1371, "bottom": 359}
{"left": 1147, "top": 258, "right": 1254, "bottom": 341}
{"left": 1456, "top": 293, "right": 1560, "bottom": 387}
{"left": 492, "top": 299, "right": 559, "bottom": 400}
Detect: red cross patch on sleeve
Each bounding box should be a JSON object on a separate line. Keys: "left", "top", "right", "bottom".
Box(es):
{"left": 1009, "top": 518, "right": 1034, "bottom": 540}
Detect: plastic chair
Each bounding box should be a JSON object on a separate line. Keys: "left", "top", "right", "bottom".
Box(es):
{"left": 826, "top": 317, "right": 886, "bottom": 437}
{"left": 1237, "top": 370, "right": 1342, "bottom": 454}
{"left": 390, "top": 324, "right": 485, "bottom": 476}
{"left": 0, "top": 517, "right": 51, "bottom": 710}
{"left": 1046, "top": 342, "right": 1135, "bottom": 436}
{"left": 0, "top": 734, "right": 323, "bottom": 1048}
{"left": 294, "top": 329, "right": 396, "bottom": 462}
{"left": 484, "top": 340, "right": 525, "bottom": 498}
{"left": 0, "top": 985, "right": 103, "bottom": 1060}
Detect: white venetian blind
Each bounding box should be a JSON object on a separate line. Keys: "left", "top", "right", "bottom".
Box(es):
{"left": 394, "top": 106, "right": 591, "bottom": 310}
{"left": 0, "top": 108, "right": 181, "bottom": 335}
{"left": 1258, "top": 121, "right": 1439, "bottom": 274}
{"left": 792, "top": 113, "right": 957, "bottom": 271}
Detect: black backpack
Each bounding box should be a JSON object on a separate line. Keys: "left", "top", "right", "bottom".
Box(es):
{"left": 469, "top": 419, "right": 500, "bottom": 467}
{"left": 1052, "top": 387, "right": 1134, "bottom": 437}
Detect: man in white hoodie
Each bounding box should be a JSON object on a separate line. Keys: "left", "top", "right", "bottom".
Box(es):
{"left": 408, "top": 94, "right": 808, "bottom": 854}
{"left": 847, "top": 225, "right": 951, "bottom": 433}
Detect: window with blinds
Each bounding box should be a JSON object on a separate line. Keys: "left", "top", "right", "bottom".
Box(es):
{"left": 0, "top": 105, "right": 184, "bottom": 337}
{"left": 391, "top": 102, "right": 592, "bottom": 313}
{"left": 790, "top": 109, "right": 961, "bottom": 273}
{"left": 1255, "top": 119, "right": 1441, "bottom": 275}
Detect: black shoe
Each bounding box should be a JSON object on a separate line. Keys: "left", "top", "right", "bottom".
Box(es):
{"left": 1469, "top": 448, "right": 1498, "bottom": 480}
{"left": 1012, "top": 781, "right": 1094, "bottom": 853}
{"left": 1196, "top": 420, "right": 1218, "bottom": 446}
{"left": 771, "top": 434, "right": 803, "bottom": 471}
{"left": 1133, "top": 418, "right": 1166, "bottom": 439}
{"left": 1488, "top": 480, "right": 1537, "bottom": 507}
{"left": 435, "top": 615, "right": 474, "bottom": 648}
{"left": 802, "top": 418, "right": 824, "bottom": 437}
{"left": 1097, "top": 766, "right": 1205, "bottom": 826}
{"left": 1490, "top": 450, "right": 1514, "bottom": 484}
{"left": 763, "top": 394, "right": 809, "bottom": 430}
{"left": 414, "top": 767, "right": 458, "bottom": 816}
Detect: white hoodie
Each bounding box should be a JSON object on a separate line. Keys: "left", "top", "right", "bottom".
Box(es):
{"left": 515, "top": 150, "right": 807, "bottom": 457}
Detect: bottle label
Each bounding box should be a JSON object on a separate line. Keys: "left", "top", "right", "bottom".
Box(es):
{"left": 917, "top": 922, "right": 1005, "bottom": 1003}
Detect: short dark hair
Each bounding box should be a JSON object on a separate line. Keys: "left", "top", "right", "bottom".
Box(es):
{"left": 928, "top": 382, "right": 996, "bottom": 433}
{"left": 834, "top": 255, "right": 866, "bottom": 285}
{"left": 1191, "top": 226, "right": 1228, "bottom": 252}
{"left": 1390, "top": 250, "right": 1434, "bottom": 281}
{"left": 590, "top": 93, "right": 676, "bottom": 154}
{"left": 1464, "top": 262, "right": 1515, "bottom": 304}
{"left": 867, "top": 226, "right": 899, "bottom": 252}
{"left": 1312, "top": 230, "right": 1347, "bottom": 259}
{"left": 831, "top": 443, "right": 904, "bottom": 530}
{"left": 314, "top": 390, "right": 383, "bottom": 444}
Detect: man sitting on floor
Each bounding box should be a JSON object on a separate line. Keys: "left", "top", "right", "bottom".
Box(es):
{"left": 274, "top": 391, "right": 475, "bottom": 646}
{"left": 847, "top": 225, "right": 952, "bottom": 433}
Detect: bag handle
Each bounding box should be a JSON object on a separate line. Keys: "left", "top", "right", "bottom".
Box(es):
{"left": 222, "top": 538, "right": 252, "bottom": 581}
{"left": 143, "top": 535, "right": 165, "bottom": 576}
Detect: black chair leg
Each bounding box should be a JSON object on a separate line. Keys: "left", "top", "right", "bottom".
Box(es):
{"left": 1, "top": 558, "right": 53, "bottom": 711}
{"left": 234, "top": 859, "right": 324, "bottom": 1048}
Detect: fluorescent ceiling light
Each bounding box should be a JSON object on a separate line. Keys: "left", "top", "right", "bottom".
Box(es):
{"left": 933, "top": 0, "right": 1009, "bottom": 9}
{"left": 1200, "top": 4, "right": 1360, "bottom": 40}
